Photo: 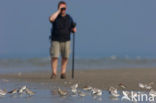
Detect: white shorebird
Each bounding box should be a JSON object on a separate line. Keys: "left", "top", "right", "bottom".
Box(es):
{"left": 108, "top": 87, "right": 120, "bottom": 97}
{"left": 91, "top": 88, "right": 102, "bottom": 96}
{"left": 0, "top": 89, "right": 7, "bottom": 96}
{"left": 71, "top": 88, "right": 77, "bottom": 94}
{"left": 71, "top": 83, "right": 78, "bottom": 89}
{"left": 25, "top": 88, "right": 35, "bottom": 96}
{"left": 138, "top": 83, "right": 145, "bottom": 89}
{"left": 58, "top": 88, "right": 67, "bottom": 96}
{"left": 118, "top": 83, "right": 127, "bottom": 89}
{"left": 138, "top": 82, "right": 154, "bottom": 90}
{"left": 9, "top": 86, "right": 34, "bottom": 95}
{"left": 109, "top": 87, "right": 117, "bottom": 94}
{"left": 1, "top": 85, "right": 35, "bottom": 97}
{"left": 149, "top": 89, "right": 156, "bottom": 97}
{"left": 8, "top": 89, "right": 18, "bottom": 94}
{"left": 18, "top": 85, "right": 27, "bottom": 93}
{"left": 83, "top": 85, "right": 93, "bottom": 91}
{"left": 71, "top": 83, "right": 78, "bottom": 94}
{"left": 18, "top": 85, "right": 35, "bottom": 96}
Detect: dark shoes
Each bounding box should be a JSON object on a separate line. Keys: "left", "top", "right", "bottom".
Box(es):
{"left": 50, "top": 73, "right": 56, "bottom": 79}
{"left": 60, "top": 73, "right": 66, "bottom": 79}
{"left": 50, "top": 73, "right": 66, "bottom": 79}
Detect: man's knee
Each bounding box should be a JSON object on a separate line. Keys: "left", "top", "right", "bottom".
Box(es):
{"left": 62, "top": 57, "right": 68, "bottom": 61}
{"left": 52, "top": 57, "right": 58, "bottom": 61}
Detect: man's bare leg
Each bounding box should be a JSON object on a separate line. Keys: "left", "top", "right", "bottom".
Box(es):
{"left": 61, "top": 57, "right": 68, "bottom": 78}
{"left": 51, "top": 57, "right": 58, "bottom": 78}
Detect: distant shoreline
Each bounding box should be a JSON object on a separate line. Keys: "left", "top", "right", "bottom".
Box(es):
{"left": 0, "top": 68, "right": 156, "bottom": 90}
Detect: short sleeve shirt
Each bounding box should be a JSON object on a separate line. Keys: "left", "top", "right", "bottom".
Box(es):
{"left": 50, "top": 14, "right": 75, "bottom": 42}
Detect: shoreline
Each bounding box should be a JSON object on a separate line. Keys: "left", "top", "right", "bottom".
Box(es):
{"left": 0, "top": 68, "right": 156, "bottom": 90}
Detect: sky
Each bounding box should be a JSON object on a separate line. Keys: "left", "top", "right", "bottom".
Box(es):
{"left": 0, "top": 0, "right": 156, "bottom": 58}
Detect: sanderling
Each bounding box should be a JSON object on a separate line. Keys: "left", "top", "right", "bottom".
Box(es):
{"left": 71, "top": 83, "right": 78, "bottom": 89}
{"left": 25, "top": 88, "right": 35, "bottom": 96}
{"left": 118, "top": 83, "right": 127, "bottom": 89}
{"left": 149, "top": 89, "right": 156, "bottom": 97}
{"left": 0, "top": 89, "right": 7, "bottom": 96}
{"left": 138, "top": 83, "right": 145, "bottom": 89}
{"left": 108, "top": 87, "right": 117, "bottom": 93}
{"left": 108, "top": 87, "right": 120, "bottom": 97}
{"left": 18, "top": 85, "right": 27, "bottom": 93}
{"left": 91, "top": 88, "right": 102, "bottom": 96}
{"left": 83, "top": 85, "right": 93, "bottom": 91}
{"left": 58, "top": 88, "right": 67, "bottom": 96}
{"left": 8, "top": 89, "right": 18, "bottom": 94}
{"left": 71, "top": 88, "right": 77, "bottom": 94}
{"left": 71, "top": 83, "right": 78, "bottom": 94}
{"left": 2, "top": 85, "right": 35, "bottom": 97}
{"left": 138, "top": 82, "right": 154, "bottom": 90}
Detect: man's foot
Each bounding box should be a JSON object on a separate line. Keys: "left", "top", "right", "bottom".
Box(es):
{"left": 60, "top": 73, "right": 66, "bottom": 79}
{"left": 50, "top": 73, "right": 57, "bottom": 79}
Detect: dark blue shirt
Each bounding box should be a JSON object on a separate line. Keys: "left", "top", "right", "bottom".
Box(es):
{"left": 50, "top": 14, "right": 75, "bottom": 42}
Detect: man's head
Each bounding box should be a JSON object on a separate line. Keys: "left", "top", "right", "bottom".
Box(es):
{"left": 58, "top": 1, "right": 67, "bottom": 16}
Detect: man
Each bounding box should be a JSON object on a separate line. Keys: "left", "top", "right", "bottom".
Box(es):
{"left": 49, "top": 1, "right": 76, "bottom": 79}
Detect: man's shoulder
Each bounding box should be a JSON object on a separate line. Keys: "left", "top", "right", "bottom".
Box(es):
{"left": 66, "top": 14, "right": 73, "bottom": 22}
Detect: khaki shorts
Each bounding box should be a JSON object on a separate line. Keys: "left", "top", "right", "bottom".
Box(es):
{"left": 50, "top": 41, "right": 71, "bottom": 58}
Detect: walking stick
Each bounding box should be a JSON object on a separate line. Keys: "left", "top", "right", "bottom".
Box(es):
{"left": 72, "top": 32, "right": 75, "bottom": 79}
{"left": 71, "top": 22, "right": 76, "bottom": 79}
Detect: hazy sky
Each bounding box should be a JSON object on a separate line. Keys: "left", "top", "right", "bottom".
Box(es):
{"left": 0, "top": 0, "right": 156, "bottom": 58}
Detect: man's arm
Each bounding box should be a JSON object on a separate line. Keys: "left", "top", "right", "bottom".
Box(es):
{"left": 70, "top": 19, "right": 77, "bottom": 33}
{"left": 49, "top": 10, "right": 60, "bottom": 22}
{"left": 49, "top": 5, "right": 65, "bottom": 22}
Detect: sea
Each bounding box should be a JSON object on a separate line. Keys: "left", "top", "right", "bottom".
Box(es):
{"left": 0, "top": 54, "right": 156, "bottom": 74}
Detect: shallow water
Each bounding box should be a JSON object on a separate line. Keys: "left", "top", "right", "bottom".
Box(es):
{"left": 0, "top": 57, "right": 156, "bottom": 74}
{"left": 0, "top": 79, "right": 155, "bottom": 103}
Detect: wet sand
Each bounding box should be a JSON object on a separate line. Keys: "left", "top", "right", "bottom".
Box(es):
{"left": 0, "top": 68, "right": 156, "bottom": 90}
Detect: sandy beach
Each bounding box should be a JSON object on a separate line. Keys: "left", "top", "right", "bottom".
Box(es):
{"left": 0, "top": 68, "right": 156, "bottom": 91}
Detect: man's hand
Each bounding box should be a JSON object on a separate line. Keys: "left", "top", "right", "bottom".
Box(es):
{"left": 72, "top": 27, "right": 77, "bottom": 33}
{"left": 58, "top": 4, "right": 65, "bottom": 12}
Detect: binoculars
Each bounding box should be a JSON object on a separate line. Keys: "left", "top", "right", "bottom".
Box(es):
{"left": 61, "top": 8, "right": 66, "bottom": 11}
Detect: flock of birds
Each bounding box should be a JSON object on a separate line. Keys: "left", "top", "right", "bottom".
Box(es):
{"left": 56, "top": 83, "right": 102, "bottom": 97}
{"left": 0, "top": 85, "right": 35, "bottom": 97}
{"left": 55, "top": 82, "right": 156, "bottom": 101}
{"left": 1, "top": 82, "right": 156, "bottom": 101}
{"left": 108, "top": 82, "right": 156, "bottom": 99}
